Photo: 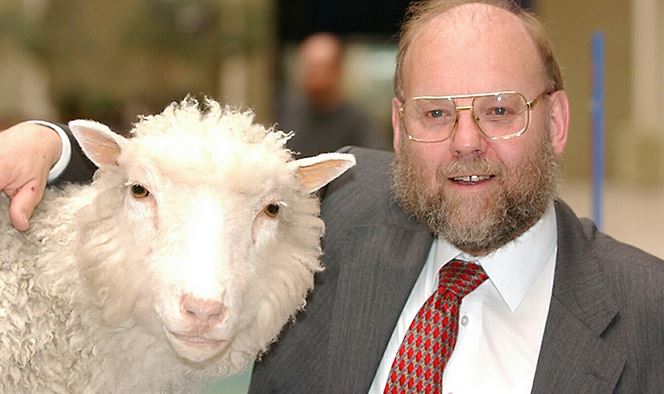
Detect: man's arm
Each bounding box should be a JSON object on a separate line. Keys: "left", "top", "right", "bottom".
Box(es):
{"left": 48, "top": 123, "right": 97, "bottom": 184}
{"left": 0, "top": 121, "right": 96, "bottom": 231}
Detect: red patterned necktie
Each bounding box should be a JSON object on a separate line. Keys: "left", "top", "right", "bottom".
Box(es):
{"left": 384, "top": 260, "right": 488, "bottom": 394}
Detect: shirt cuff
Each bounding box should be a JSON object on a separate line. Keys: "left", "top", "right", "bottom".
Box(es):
{"left": 27, "top": 120, "right": 72, "bottom": 183}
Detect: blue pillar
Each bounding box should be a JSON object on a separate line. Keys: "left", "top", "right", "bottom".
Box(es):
{"left": 591, "top": 32, "right": 605, "bottom": 228}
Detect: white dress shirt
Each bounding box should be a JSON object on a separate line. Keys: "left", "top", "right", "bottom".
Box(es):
{"left": 29, "top": 120, "right": 71, "bottom": 183}
{"left": 369, "top": 204, "right": 558, "bottom": 394}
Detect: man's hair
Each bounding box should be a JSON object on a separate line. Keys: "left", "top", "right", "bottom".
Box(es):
{"left": 300, "top": 32, "right": 345, "bottom": 66}
{"left": 393, "top": 0, "right": 564, "bottom": 99}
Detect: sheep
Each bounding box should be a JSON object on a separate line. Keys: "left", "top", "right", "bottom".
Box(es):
{"left": 0, "top": 98, "right": 355, "bottom": 393}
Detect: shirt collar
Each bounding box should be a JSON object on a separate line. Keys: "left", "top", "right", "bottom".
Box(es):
{"left": 435, "top": 203, "right": 558, "bottom": 312}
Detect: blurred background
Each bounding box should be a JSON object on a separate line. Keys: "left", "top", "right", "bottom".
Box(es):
{"left": 1, "top": 0, "right": 663, "bottom": 391}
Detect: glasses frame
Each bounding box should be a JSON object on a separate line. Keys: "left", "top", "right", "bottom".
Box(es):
{"left": 398, "top": 90, "right": 552, "bottom": 143}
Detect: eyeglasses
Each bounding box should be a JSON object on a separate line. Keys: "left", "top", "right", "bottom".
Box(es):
{"left": 398, "top": 90, "right": 551, "bottom": 143}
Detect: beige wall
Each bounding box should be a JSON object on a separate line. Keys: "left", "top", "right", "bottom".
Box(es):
{"left": 538, "top": 0, "right": 633, "bottom": 181}
{"left": 218, "top": 0, "right": 276, "bottom": 123}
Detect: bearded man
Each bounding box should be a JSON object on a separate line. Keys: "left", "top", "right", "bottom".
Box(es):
{"left": 1, "top": 0, "right": 663, "bottom": 393}
{"left": 250, "top": 1, "right": 664, "bottom": 393}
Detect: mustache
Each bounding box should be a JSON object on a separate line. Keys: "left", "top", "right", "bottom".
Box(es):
{"left": 436, "top": 156, "right": 504, "bottom": 180}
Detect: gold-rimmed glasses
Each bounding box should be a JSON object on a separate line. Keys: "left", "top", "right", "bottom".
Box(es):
{"left": 398, "top": 90, "right": 552, "bottom": 143}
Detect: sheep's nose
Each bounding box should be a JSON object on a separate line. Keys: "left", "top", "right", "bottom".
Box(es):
{"left": 180, "top": 294, "right": 226, "bottom": 327}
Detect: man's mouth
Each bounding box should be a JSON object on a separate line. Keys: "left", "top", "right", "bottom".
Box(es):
{"left": 450, "top": 175, "right": 494, "bottom": 184}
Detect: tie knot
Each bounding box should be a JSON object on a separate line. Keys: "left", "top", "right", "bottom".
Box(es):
{"left": 438, "top": 259, "right": 488, "bottom": 298}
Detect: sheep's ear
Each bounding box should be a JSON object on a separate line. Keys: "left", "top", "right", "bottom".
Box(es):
{"left": 68, "top": 120, "right": 127, "bottom": 168}
{"left": 291, "top": 152, "right": 356, "bottom": 193}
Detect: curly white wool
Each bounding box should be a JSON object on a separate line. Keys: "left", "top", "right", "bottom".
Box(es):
{"left": 0, "top": 98, "right": 354, "bottom": 393}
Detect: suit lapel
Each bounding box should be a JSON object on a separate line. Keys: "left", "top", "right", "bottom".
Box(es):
{"left": 531, "top": 201, "right": 625, "bottom": 393}
{"left": 327, "top": 212, "right": 433, "bottom": 392}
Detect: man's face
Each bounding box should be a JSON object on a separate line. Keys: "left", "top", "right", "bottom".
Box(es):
{"left": 391, "top": 5, "right": 568, "bottom": 255}
{"left": 300, "top": 38, "right": 342, "bottom": 107}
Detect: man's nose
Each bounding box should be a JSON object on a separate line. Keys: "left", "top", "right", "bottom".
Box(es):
{"left": 448, "top": 109, "right": 487, "bottom": 157}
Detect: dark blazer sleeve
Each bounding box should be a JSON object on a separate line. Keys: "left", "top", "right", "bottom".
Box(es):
{"left": 50, "top": 124, "right": 97, "bottom": 186}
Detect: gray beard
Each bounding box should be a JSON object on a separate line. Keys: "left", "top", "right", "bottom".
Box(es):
{"left": 391, "top": 133, "right": 560, "bottom": 256}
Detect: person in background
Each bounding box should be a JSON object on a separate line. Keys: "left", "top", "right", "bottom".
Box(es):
{"left": 278, "top": 32, "right": 389, "bottom": 157}
{"left": 1, "top": 1, "right": 663, "bottom": 393}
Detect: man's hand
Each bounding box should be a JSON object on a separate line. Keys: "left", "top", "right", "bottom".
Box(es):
{"left": 0, "top": 122, "right": 62, "bottom": 231}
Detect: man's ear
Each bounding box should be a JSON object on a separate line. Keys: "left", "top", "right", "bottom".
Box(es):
{"left": 392, "top": 97, "right": 404, "bottom": 153}
{"left": 547, "top": 90, "right": 569, "bottom": 156}
{"left": 68, "top": 120, "right": 127, "bottom": 168}
{"left": 290, "top": 153, "right": 356, "bottom": 193}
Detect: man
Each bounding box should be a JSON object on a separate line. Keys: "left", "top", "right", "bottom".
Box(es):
{"left": 278, "top": 32, "right": 389, "bottom": 157}
{"left": 1, "top": 0, "right": 663, "bottom": 393}
{"left": 252, "top": 1, "right": 663, "bottom": 393}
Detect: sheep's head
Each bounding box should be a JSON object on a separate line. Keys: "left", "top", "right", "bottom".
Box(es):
{"left": 68, "top": 98, "right": 354, "bottom": 372}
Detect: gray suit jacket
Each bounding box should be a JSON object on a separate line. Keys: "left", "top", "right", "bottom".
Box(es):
{"left": 249, "top": 147, "right": 664, "bottom": 393}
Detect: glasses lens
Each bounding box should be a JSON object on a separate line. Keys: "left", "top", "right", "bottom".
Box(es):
{"left": 473, "top": 93, "right": 529, "bottom": 138}
{"left": 403, "top": 98, "right": 456, "bottom": 142}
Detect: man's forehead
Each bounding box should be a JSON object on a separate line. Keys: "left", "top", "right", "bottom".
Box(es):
{"left": 404, "top": 3, "right": 544, "bottom": 95}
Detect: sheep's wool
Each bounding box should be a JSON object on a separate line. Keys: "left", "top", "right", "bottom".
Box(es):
{"left": 0, "top": 98, "right": 348, "bottom": 393}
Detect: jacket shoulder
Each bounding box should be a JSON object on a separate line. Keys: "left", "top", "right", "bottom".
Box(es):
{"left": 320, "top": 147, "right": 396, "bottom": 226}
{"left": 579, "top": 216, "right": 664, "bottom": 282}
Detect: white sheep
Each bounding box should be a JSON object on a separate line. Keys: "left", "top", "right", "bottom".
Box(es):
{"left": 0, "top": 98, "right": 355, "bottom": 393}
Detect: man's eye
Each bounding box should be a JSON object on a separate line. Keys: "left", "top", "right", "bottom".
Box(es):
{"left": 424, "top": 109, "right": 453, "bottom": 121}
{"left": 428, "top": 109, "right": 444, "bottom": 118}
{"left": 490, "top": 107, "right": 509, "bottom": 116}
{"left": 130, "top": 184, "right": 150, "bottom": 198}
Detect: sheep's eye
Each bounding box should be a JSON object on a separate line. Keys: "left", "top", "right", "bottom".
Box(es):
{"left": 263, "top": 203, "right": 280, "bottom": 218}
{"left": 130, "top": 184, "right": 150, "bottom": 199}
